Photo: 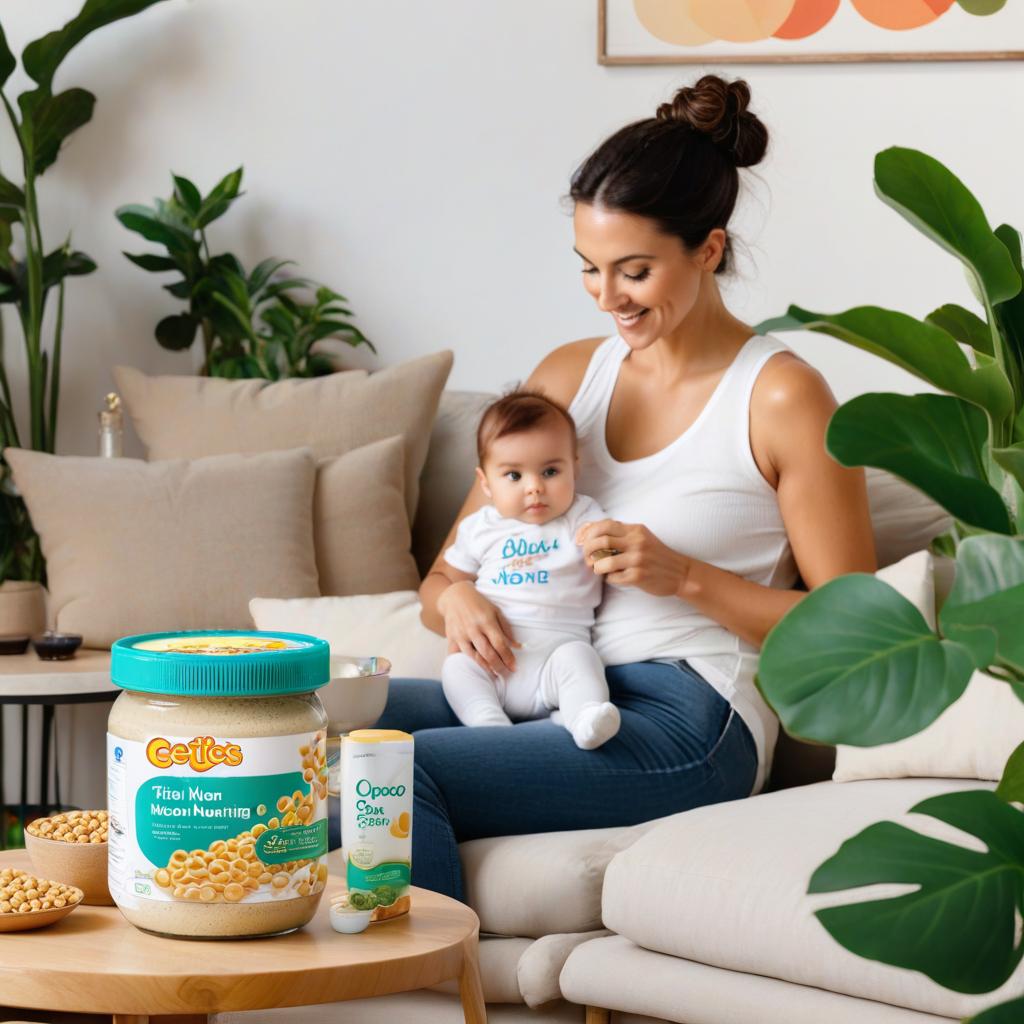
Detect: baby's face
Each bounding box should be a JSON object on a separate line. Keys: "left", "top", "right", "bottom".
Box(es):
{"left": 478, "top": 420, "right": 577, "bottom": 525}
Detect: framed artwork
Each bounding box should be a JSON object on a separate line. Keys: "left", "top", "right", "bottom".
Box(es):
{"left": 599, "top": 0, "right": 1024, "bottom": 64}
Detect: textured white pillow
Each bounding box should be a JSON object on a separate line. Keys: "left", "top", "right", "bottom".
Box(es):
{"left": 249, "top": 591, "right": 447, "bottom": 680}
{"left": 834, "top": 550, "right": 1024, "bottom": 782}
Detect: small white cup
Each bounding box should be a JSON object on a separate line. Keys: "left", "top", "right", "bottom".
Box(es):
{"left": 330, "top": 903, "right": 373, "bottom": 934}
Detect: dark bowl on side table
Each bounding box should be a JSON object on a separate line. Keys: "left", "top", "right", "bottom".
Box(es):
{"left": 31, "top": 632, "right": 83, "bottom": 661}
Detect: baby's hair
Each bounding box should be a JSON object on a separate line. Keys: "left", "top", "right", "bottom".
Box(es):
{"left": 477, "top": 388, "right": 578, "bottom": 465}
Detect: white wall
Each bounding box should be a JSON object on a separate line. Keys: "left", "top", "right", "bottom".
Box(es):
{"left": 1, "top": 1, "right": 1021, "bottom": 808}
{"left": 3, "top": 0, "right": 1021, "bottom": 460}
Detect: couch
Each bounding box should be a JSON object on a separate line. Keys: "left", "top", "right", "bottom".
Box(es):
{"left": 221, "top": 388, "right": 1020, "bottom": 1024}
{"left": 6, "top": 375, "right": 1016, "bottom": 1023}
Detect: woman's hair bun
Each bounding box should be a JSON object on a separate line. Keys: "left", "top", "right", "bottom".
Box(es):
{"left": 655, "top": 75, "right": 767, "bottom": 169}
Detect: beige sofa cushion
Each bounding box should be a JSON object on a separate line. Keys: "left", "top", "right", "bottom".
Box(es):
{"left": 561, "top": 935, "right": 957, "bottom": 1024}
{"left": 5, "top": 447, "right": 319, "bottom": 648}
{"left": 601, "top": 778, "right": 1021, "bottom": 1019}
{"left": 460, "top": 821, "right": 658, "bottom": 939}
{"left": 114, "top": 350, "right": 453, "bottom": 523}
{"left": 315, "top": 437, "right": 419, "bottom": 596}
{"left": 411, "top": 389, "right": 493, "bottom": 574}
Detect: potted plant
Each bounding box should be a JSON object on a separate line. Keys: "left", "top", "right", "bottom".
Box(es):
{"left": 0, "top": 0, "right": 167, "bottom": 627}
{"left": 117, "top": 168, "right": 374, "bottom": 379}
{"left": 757, "top": 147, "right": 1024, "bottom": 1021}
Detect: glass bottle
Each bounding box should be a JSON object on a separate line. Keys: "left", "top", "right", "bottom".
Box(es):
{"left": 98, "top": 393, "right": 123, "bottom": 458}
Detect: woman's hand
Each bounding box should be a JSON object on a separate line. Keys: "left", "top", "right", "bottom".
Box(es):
{"left": 437, "top": 580, "right": 521, "bottom": 678}
{"left": 577, "top": 520, "right": 690, "bottom": 598}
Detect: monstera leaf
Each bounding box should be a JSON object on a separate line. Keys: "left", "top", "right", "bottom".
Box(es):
{"left": 827, "top": 392, "right": 1010, "bottom": 533}
{"left": 758, "top": 305, "right": 1014, "bottom": 424}
{"left": 758, "top": 574, "right": 980, "bottom": 746}
{"left": 810, "top": 790, "right": 1024, "bottom": 994}
{"left": 940, "top": 535, "right": 1024, "bottom": 675}
{"left": 874, "top": 147, "right": 1020, "bottom": 318}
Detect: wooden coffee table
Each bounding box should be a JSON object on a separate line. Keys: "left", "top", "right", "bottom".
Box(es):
{"left": 0, "top": 850, "right": 485, "bottom": 1023}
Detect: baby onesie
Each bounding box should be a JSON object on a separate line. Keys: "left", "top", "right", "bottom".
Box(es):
{"left": 441, "top": 494, "right": 620, "bottom": 749}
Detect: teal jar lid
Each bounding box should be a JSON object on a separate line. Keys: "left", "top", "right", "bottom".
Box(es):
{"left": 111, "top": 631, "right": 330, "bottom": 697}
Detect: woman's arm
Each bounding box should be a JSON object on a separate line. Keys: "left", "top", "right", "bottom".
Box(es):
{"left": 418, "top": 337, "right": 604, "bottom": 664}
{"left": 579, "top": 354, "right": 876, "bottom": 648}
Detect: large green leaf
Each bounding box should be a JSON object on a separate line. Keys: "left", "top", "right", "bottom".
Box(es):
{"left": 992, "top": 442, "right": 1024, "bottom": 494}
{"left": 970, "top": 997, "right": 1024, "bottom": 1024}
{"left": 925, "top": 303, "right": 993, "bottom": 356}
{"left": 123, "top": 252, "right": 178, "bottom": 273}
{"left": 154, "top": 313, "right": 197, "bottom": 352}
{"left": 995, "top": 226, "right": 1024, "bottom": 395}
{"left": 996, "top": 741, "right": 1024, "bottom": 804}
{"left": 941, "top": 535, "right": 1024, "bottom": 674}
{"left": 116, "top": 204, "right": 194, "bottom": 254}
{"left": 0, "top": 176, "right": 24, "bottom": 224}
{"left": 874, "top": 148, "right": 1020, "bottom": 311}
{"left": 809, "top": 790, "right": 1024, "bottom": 994}
{"left": 757, "top": 305, "right": 1014, "bottom": 422}
{"left": 827, "top": 393, "right": 1009, "bottom": 534}
{"left": 22, "top": 0, "right": 170, "bottom": 91}
{"left": 0, "top": 27, "right": 15, "bottom": 90}
{"left": 41, "top": 248, "right": 96, "bottom": 290}
{"left": 758, "top": 575, "right": 979, "bottom": 746}
{"left": 197, "top": 167, "right": 244, "bottom": 228}
{"left": 19, "top": 88, "right": 96, "bottom": 176}
{"left": 172, "top": 174, "right": 201, "bottom": 218}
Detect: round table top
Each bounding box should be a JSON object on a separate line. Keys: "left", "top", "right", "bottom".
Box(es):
{"left": 0, "top": 649, "right": 116, "bottom": 703}
{"left": 0, "top": 850, "right": 479, "bottom": 1016}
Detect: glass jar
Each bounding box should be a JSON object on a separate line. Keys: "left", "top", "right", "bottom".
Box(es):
{"left": 107, "top": 631, "right": 330, "bottom": 939}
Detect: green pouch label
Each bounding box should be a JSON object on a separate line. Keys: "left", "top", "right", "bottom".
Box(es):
{"left": 256, "top": 820, "right": 328, "bottom": 863}
{"left": 347, "top": 858, "right": 410, "bottom": 910}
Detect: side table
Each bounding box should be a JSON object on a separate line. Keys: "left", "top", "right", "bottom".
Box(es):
{"left": 0, "top": 651, "right": 116, "bottom": 846}
{"left": 0, "top": 849, "right": 486, "bottom": 1023}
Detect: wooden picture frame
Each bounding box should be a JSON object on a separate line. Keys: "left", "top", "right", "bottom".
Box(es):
{"left": 598, "top": 0, "right": 1024, "bottom": 65}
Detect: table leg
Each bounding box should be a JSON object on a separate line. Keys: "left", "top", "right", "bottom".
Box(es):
{"left": 458, "top": 933, "right": 487, "bottom": 1024}
{"left": 40, "top": 704, "right": 53, "bottom": 814}
{"left": 19, "top": 705, "right": 28, "bottom": 834}
{"left": 0, "top": 703, "right": 6, "bottom": 850}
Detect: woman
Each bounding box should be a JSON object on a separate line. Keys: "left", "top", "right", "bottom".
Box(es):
{"left": 377, "top": 74, "right": 875, "bottom": 901}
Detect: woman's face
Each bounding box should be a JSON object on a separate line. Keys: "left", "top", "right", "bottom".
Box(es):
{"left": 573, "top": 203, "right": 719, "bottom": 350}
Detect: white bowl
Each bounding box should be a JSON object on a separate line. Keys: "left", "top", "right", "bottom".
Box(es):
{"left": 321, "top": 656, "right": 391, "bottom": 733}
{"left": 329, "top": 903, "right": 373, "bottom": 934}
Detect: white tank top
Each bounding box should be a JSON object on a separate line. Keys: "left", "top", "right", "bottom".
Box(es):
{"left": 569, "top": 334, "right": 798, "bottom": 793}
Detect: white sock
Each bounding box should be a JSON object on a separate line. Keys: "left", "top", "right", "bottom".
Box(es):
{"left": 568, "top": 701, "right": 621, "bottom": 750}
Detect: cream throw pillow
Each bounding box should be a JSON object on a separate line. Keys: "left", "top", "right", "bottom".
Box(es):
{"left": 113, "top": 350, "right": 453, "bottom": 523}
{"left": 5, "top": 447, "right": 320, "bottom": 649}
{"left": 316, "top": 436, "right": 419, "bottom": 596}
{"left": 834, "top": 549, "right": 1024, "bottom": 782}
{"left": 250, "top": 591, "right": 447, "bottom": 680}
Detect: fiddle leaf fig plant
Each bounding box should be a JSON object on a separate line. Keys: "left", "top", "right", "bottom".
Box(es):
{"left": 0, "top": 0, "right": 168, "bottom": 583}
{"left": 117, "top": 168, "right": 374, "bottom": 379}
{"left": 756, "top": 147, "right": 1024, "bottom": 1021}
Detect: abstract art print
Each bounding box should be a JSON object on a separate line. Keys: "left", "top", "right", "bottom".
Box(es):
{"left": 599, "top": 0, "right": 1024, "bottom": 64}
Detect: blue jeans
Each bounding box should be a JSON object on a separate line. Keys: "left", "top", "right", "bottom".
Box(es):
{"left": 337, "top": 660, "right": 758, "bottom": 902}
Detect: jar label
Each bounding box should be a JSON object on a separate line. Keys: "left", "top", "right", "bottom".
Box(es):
{"left": 107, "top": 729, "right": 328, "bottom": 907}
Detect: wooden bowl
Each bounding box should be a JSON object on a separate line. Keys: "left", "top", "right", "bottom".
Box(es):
{"left": 24, "top": 832, "right": 112, "bottom": 906}
{"left": 0, "top": 895, "right": 82, "bottom": 932}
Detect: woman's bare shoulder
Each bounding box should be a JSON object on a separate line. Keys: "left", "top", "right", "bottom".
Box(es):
{"left": 752, "top": 350, "right": 834, "bottom": 416}
{"left": 525, "top": 336, "right": 607, "bottom": 407}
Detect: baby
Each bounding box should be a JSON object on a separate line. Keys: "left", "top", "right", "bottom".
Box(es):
{"left": 440, "top": 389, "right": 621, "bottom": 750}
